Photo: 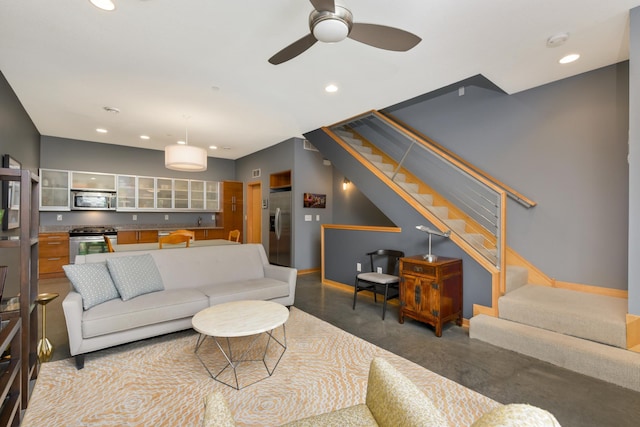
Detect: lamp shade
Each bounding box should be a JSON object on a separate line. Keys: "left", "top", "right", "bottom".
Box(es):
{"left": 165, "top": 144, "right": 208, "bottom": 171}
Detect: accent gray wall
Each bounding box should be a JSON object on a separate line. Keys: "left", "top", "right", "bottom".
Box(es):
{"left": 0, "top": 70, "right": 40, "bottom": 298}
{"left": 236, "top": 138, "right": 333, "bottom": 271}
{"left": 629, "top": 7, "right": 640, "bottom": 315}
{"left": 387, "top": 63, "right": 629, "bottom": 290}
{"left": 332, "top": 169, "right": 394, "bottom": 226}
{"left": 306, "top": 128, "right": 492, "bottom": 318}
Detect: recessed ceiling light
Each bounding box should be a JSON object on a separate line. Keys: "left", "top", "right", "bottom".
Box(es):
{"left": 209, "top": 145, "right": 218, "bottom": 150}
{"left": 177, "top": 140, "right": 186, "bottom": 145}
{"left": 96, "top": 128, "right": 108, "bottom": 133}
{"left": 325, "top": 84, "right": 339, "bottom": 93}
{"left": 140, "top": 135, "right": 150, "bottom": 140}
{"left": 559, "top": 53, "right": 580, "bottom": 64}
{"left": 89, "top": 0, "right": 116, "bottom": 11}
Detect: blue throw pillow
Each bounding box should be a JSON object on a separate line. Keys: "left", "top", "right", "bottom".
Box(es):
{"left": 63, "top": 263, "right": 120, "bottom": 310}
{"left": 106, "top": 254, "right": 164, "bottom": 301}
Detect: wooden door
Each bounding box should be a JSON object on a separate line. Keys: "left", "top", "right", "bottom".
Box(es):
{"left": 247, "top": 181, "right": 262, "bottom": 243}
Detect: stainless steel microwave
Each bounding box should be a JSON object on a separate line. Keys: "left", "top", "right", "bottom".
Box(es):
{"left": 71, "top": 191, "right": 117, "bottom": 210}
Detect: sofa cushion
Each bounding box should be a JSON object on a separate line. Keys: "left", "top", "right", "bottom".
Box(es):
{"left": 200, "top": 278, "right": 290, "bottom": 305}
{"left": 106, "top": 254, "right": 164, "bottom": 301}
{"left": 82, "top": 289, "right": 208, "bottom": 338}
{"left": 470, "top": 403, "right": 561, "bottom": 427}
{"left": 63, "top": 263, "right": 120, "bottom": 310}
{"left": 366, "top": 358, "right": 448, "bottom": 427}
{"left": 282, "top": 404, "right": 377, "bottom": 427}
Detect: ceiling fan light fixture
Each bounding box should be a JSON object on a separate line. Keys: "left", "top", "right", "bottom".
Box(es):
{"left": 313, "top": 18, "right": 349, "bottom": 43}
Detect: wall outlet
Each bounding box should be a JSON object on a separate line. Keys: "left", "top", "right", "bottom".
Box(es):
{"left": 164, "top": 215, "right": 169, "bottom": 220}
{"left": 377, "top": 267, "right": 383, "bottom": 274}
{"left": 304, "top": 215, "right": 312, "bottom": 222}
{"left": 132, "top": 214, "right": 137, "bottom": 221}
{"left": 56, "top": 214, "right": 62, "bottom": 221}
{"left": 211, "top": 214, "right": 215, "bottom": 220}
{"left": 356, "top": 263, "right": 361, "bottom": 272}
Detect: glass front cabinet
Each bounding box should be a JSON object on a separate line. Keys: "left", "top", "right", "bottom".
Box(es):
{"left": 205, "top": 181, "right": 220, "bottom": 211}
{"left": 40, "top": 169, "right": 70, "bottom": 211}
{"left": 116, "top": 175, "right": 136, "bottom": 210}
{"left": 137, "top": 176, "right": 156, "bottom": 210}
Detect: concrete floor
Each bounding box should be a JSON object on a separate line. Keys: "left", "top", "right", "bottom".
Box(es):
{"left": 39, "top": 273, "right": 640, "bottom": 427}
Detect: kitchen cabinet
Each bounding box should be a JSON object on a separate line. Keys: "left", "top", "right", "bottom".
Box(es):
{"left": 38, "top": 232, "right": 69, "bottom": 279}
{"left": 174, "top": 179, "right": 189, "bottom": 209}
{"left": 117, "top": 230, "right": 158, "bottom": 244}
{"left": 116, "top": 175, "right": 136, "bottom": 210}
{"left": 205, "top": 181, "right": 220, "bottom": 211}
{"left": 222, "top": 181, "right": 243, "bottom": 238}
{"left": 137, "top": 177, "right": 155, "bottom": 210}
{"left": 190, "top": 181, "right": 205, "bottom": 210}
{"left": 399, "top": 256, "right": 463, "bottom": 337}
{"left": 191, "top": 228, "right": 225, "bottom": 240}
{"left": 71, "top": 171, "right": 116, "bottom": 191}
{"left": 39, "top": 169, "right": 70, "bottom": 211}
{"left": 156, "top": 178, "right": 173, "bottom": 210}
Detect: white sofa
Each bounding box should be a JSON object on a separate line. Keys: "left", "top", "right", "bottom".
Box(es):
{"left": 62, "top": 244, "right": 297, "bottom": 369}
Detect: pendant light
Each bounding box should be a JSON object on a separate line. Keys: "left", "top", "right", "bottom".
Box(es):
{"left": 165, "top": 118, "right": 207, "bottom": 172}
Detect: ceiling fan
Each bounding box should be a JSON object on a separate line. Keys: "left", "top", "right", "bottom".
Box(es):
{"left": 268, "top": 0, "right": 421, "bottom": 65}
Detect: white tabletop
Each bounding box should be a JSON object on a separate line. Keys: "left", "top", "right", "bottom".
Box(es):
{"left": 112, "top": 239, "right": 239, "bottom": 252}
{"left": 192, "top": 300, "right": 290, "bottom": 338}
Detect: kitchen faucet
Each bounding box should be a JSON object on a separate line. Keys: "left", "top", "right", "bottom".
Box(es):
{"left": 197, "top": 216, "right": 202, "bottom": 227}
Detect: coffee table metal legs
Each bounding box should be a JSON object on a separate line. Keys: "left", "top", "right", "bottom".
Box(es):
{"left": 194, "top": 324, "right": 287, "bottom": 390}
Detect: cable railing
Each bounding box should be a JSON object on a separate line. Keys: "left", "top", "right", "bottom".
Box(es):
{"left": 330, "top": 111, "right": 506, "bottom": 269}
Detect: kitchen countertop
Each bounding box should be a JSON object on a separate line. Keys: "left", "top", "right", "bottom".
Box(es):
{"left": 40, "top": 224, "right": 223, "bottom": 233}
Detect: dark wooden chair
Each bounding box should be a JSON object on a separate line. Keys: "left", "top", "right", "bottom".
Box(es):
{"left": 353, "top": 249, "right": 405, "bottom": 320}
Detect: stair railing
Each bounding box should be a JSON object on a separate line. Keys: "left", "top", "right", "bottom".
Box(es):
{"left": 328, "top": 111, "right": 507, "bottom": 278}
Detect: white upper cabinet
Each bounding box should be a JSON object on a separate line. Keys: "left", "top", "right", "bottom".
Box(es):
{"left": 71, "top": 171, "right": 116, "bottom": 191}
{"left": 116, "top": 175, "right": 136, "bottom": 210}
{"left": 40, "top": 169, "right": 70, "bottom": 211}
{"left": 205, "top": 181, "right": 220, "bottom": 211}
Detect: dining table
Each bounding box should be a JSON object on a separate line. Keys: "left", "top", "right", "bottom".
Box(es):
{"left": 111, "top": 239, "right": 239, "bottom": 252}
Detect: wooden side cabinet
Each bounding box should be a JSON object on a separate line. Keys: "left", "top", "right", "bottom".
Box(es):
{"left": 399, "top": 256, "right": 463, "bottom": 337}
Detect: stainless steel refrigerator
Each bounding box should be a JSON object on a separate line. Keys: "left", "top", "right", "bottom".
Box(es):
{"left": 269, "top": 190, "right": 292, "bottom": 266}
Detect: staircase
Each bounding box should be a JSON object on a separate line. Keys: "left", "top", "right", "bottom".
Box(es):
{"left": 471, "top": 266, "right": 640, "bottom": 392}
{"left": 334, "top": 128, "right": 500, "bottom": 267}
{"left": 321, "top": 113, "right": 640, "bottom": 392}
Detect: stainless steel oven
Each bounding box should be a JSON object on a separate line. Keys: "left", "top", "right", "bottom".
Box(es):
{"left": 69, "top": 227, "right": 117, "bottom": 263}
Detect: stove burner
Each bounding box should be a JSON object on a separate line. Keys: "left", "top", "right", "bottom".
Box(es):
{"left": 69, "top": 226, "right": 117, "bottom": 236}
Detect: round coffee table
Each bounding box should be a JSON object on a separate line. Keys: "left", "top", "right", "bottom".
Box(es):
{"left": 192, "top": 300, "right": 289, "bottom": 390}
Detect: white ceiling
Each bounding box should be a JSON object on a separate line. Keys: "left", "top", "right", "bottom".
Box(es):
{"left": 1, "top": 0, "right": 639, "bottom": 160}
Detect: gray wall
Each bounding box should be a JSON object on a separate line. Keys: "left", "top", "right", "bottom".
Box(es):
{"left": 307, "top": 128, "right": 492, "bottom": 318}
{"left": 236, "top": 138, "right": 334, "bottom": 271}
{"left": 332, "top": 168, "right": 394, "bottom": 226}
{"left": 630, "top": 7, "right": 640, "bottom": 314}
{"left": 0, "top": 70, "right": 41, "bottom": 297}
{"left": 39, "top": 135, "right": 235, "bottom": 228}
{"left": 235, "top": 138, "right": 295, "bottom": 262}
{"left": 387, "top": 63, "right": 629, "bottom": 290}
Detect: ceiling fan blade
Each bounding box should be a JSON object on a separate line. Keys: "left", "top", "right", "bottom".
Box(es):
{"left": 268, "top": 33, "right": 318, "bottom": 65}
{"left": 309, "top": 0, "right": 335, "bottom": 12}
{"left": 348, "top": 23, "right": 421, "bottom": 51}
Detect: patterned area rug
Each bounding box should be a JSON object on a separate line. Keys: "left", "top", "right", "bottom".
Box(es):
{"left": 22, "top": 307, "right": 500, "bottom": 426}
